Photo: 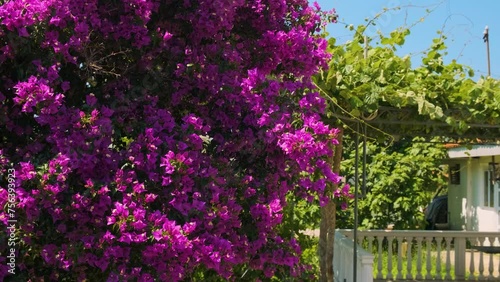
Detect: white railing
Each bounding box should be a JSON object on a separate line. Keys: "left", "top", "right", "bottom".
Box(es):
{"left": 334, "top": 231, "right": 374, "bottom": 282}
{"left": 337, "top": 229, "right": 500, "bottom": 281}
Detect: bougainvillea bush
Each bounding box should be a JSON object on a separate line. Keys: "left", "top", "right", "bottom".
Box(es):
{"left": 0, "top": 0, "right": 343, "bottom": 280}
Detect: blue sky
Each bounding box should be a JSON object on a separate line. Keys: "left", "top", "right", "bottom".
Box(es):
{"left": 313, "top": 0, "right": 500, "bottom": 78}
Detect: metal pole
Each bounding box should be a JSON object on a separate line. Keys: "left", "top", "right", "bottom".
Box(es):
{"left": 352, "top": 37, "right": 368, "bottom": 282}
{"left": 484, "top": 26, "right": 491, "bottom": 76}
{"left": 353, "top": 122, "right": 359, "bottom": 282}
{"left": 362, "top": 124, "right": 367, "bottom": 196}
{"left": 363, "top": 38, "right": 368, "bottom": 197}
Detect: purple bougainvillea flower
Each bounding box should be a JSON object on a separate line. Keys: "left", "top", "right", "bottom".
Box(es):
{"left": 0, "top": 0, "right": 340, "bottom": 280}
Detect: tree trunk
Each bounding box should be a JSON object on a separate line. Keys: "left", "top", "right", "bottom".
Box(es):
{"left": 319, "top": 127, "right": 343, "bottom": 282}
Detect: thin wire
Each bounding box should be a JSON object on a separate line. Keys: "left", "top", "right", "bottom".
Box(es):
{"left": 314, "top": 81, "right": 395, "bottom": 142}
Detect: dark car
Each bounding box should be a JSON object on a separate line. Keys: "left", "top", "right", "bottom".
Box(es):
{"left": 424, "top": 195, "right": 448, "bottom": 230}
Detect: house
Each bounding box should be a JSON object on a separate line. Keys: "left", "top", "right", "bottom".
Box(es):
{"left": 446, "top": 144, "right": 500, "bottom": 232}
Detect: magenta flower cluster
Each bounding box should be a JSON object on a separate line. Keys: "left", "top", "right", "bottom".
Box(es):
{"left": 0, "top": 0, "right": 341, "bottom": 280}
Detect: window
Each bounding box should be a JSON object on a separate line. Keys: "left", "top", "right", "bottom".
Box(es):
{"left": 450, "top": 164, "right": 460, "bottom": 184}
{"left": 484, "top": 171, "right": 495, "bottom": 207}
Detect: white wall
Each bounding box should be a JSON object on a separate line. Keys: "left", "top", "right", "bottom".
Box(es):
{"left": 476, "top": 207, "right": 499, "bottom": 231}
{"left": 476, "top": 156, "right": 500, "bottom": 232}
{"left": 449, "top": 155, "right": 500, "bottom": 232}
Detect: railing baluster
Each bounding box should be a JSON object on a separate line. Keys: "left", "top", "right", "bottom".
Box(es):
{"left": 406, "top": 236, "right": 413, "bottom": 280}
{"left": 445, "top": 236, "right": 453, "bottom": 280}
{"left": 488, "top": 236, "right": 495, "bottom": 279}
{"left": 357, "top": 234, "right": 364, "bottom": 246}
{"left": 387, "top": 236, "right": 394, "bottom": 279}
{"left": 367, "top": 235, "right": 373, "bottom": 255}
{"left": 425, "top": 236, "right": 433, "bottom": 279}
{"left": 498, "top": 236, "right": 500, "bottom": 280}
{"left": 377, "top": 235, "right": 383, "bottom": 279}
{"left": 479, "top": 237, "right": 486, "bottom": 279}
{"left": 469, "top": 240, "right": 476, "bottom": 280}
{"left": 494, "top": 235, "right": 500, "bottom": 279}
{"left": 415, "top": 236, "right": 423, "bottom": 280}
{"left": 397, "top": 237, "right": 404, "bottom": 279}
{"left": 496, "top": 236, "right": 500, "bottom": 278}
{"left": 488, "top": 251, "right": 494, "bottom": 278}
{"left": 436, "top": 236, "right": 442, "bottom": 280}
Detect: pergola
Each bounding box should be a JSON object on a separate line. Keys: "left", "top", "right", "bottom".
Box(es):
{"left": 328, "top": 104, "right": 500, "bottom": 281}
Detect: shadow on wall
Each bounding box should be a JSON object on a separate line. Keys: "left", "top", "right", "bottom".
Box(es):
{"left": 464, "top": 199, "right": 479, "bottom": 231}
